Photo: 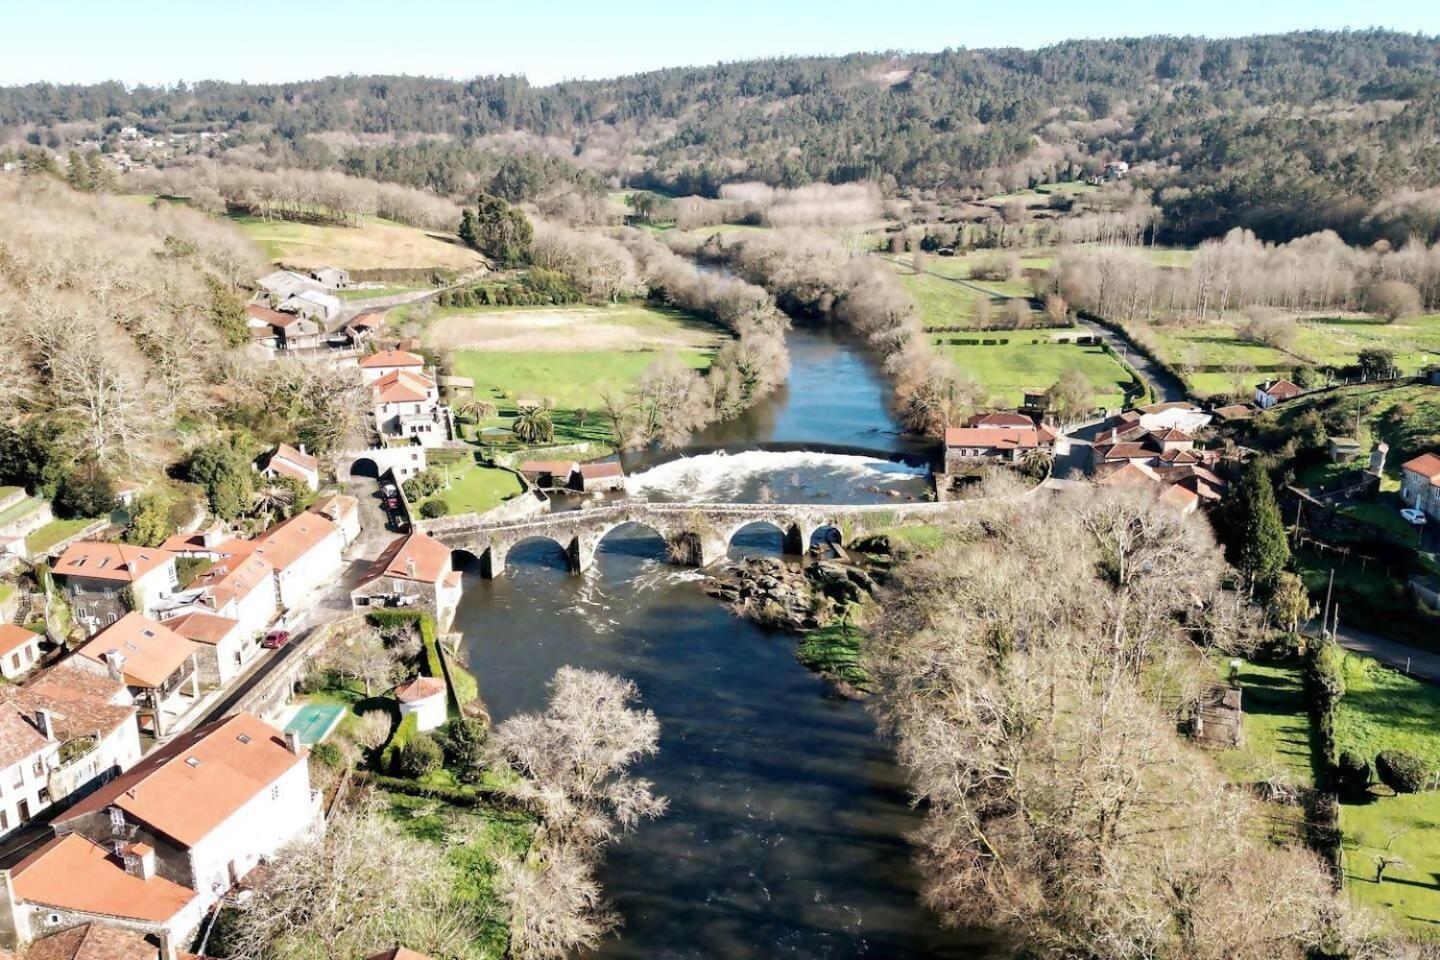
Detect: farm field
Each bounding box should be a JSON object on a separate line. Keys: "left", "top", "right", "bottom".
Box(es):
{"left": 897, "top": 269, "right": 988, "bottom": 329}
{"left": 233, "top": 215, "right": 482, "bottom": 272}
{"left": 1333, "top": 653, "right": 1440, "bottom": 934}
{"left": 337, "top": 285, "right": 426, "bottom": 301}
{"left": 932, "top": 338, "right": 1138, "bottom": 409}
{"left": 425, "top": 303, "right": 724, "bottom": 354}
{"left": 1211, "top": 658, "right": 1318, "bottom": 789}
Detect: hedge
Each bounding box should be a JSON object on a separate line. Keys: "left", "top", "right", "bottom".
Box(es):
{"left": 1376, "top": 750, "right": 1429, "bottom": 794}
{"left": 380, "top": 711, "right": 419, "bottom": 774}
{"left": 441, "top": 645, "right": 480, "bottom": 710}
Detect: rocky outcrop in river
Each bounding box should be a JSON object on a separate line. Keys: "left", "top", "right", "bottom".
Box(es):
{"left": 704, "top": 556, "right": 878, "bottom": 631}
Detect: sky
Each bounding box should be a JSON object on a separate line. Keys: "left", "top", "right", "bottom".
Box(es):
{"left": 3, "top": 0, "right": 1439, "bottom": 88}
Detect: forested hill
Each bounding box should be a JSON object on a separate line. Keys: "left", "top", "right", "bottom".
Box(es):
{"left": 5, "top": 30, "right": 1440, "bottom": 242}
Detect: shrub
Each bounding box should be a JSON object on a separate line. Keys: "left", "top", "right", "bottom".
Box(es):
{"left": 380, "top": 711, "right": 418, "bottom": 772}
{"left": 442, "top": 717, "right": 487, "bottom": 781}
{"left": 1334, "top": 751, "right": 1371, "bottom": 799}
{"left": 401, "top": 468, "right": 445, "bottom": 502}
{"left": 419, "top": 499, "right": 449, "bottom": 519}
{"left": 395, "top": 732, "right": 443, "bottom": 779}
{"left": 310, "top": 741, "right": 345, "bottom": 769}
{"left": 1375, "top": 750, "right": 1429, "bottom": 794}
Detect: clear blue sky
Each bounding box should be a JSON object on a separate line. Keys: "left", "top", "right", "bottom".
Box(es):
{"left": 4, "top": 0, "right": 1437, "bottom": 88}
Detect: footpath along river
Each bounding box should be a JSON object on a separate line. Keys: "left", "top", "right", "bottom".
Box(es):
{"left": 454, "top": 320, "right": 995, "bottom": 958}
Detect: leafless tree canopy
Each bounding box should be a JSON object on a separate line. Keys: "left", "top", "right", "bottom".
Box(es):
{"left": 869, "top": 488, "right": 1389, "bottom": 960}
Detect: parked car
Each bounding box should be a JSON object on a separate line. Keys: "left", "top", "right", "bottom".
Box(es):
{"left": 261, "top": 629, "right": 291, "bottom": 649}
{"left": 1401, "top": 507, "right": 1427, "bottom": 526}
{"left": 382, "top": 483, "right": 399, "bottom": 497}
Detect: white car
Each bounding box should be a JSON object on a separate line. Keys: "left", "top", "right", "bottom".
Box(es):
{"left": 1401, "top": 507, "right": 1427, "bottom": 526}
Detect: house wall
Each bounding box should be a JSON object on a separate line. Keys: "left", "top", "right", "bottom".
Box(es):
{"left": 194, "top": 629, "right": 258, "bottom": 687}
{"left": 15, "top": 892, "right": 206, "bottom": 950}
{"left": 275, "top": 534, "right": 344, "bottom": 609}
{"left": 186, "top": 758, "right": 319, "bottom": 897}
{"left": 1400, "top": 470, "right": 1440, "bottom": 521}
{"left": 217, "top": 580, "right": 280, "bottom": 640}
{"left": 0, "top": 638, "right": 40, "bottom": 680}
{"left": 46, "top": 719, "right": 142, "bottom": 812}
{"left": 0, "top": 743, "right": 58, "bottom": 837}
{"left": 398, "top": 694, "right": 447, "bottom": 732}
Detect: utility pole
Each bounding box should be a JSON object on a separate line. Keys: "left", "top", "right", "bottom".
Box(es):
{"left": 1323, "top": 569, "right": 1335, "bottom": 638}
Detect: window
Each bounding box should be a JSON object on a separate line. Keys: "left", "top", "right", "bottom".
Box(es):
{"left": 270, "top": 785, "right": 280, "bottom": 801}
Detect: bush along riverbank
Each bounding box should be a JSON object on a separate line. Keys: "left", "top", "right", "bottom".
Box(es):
{"left": 704, "top": 554, "right": 879, "bottom": 696}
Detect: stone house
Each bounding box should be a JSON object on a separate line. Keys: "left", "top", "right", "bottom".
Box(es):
{"left": 350, "top": 532, "right": 460, "bottom": 619}
{"left": 161, "top": 610, "right": 252, "bottom": 687}
{"left": 52, "top": 542, "right": 179, "bottom": 632}
{"left": 574, "top": 461, "right": 626, "bottom": 493}
{"left": 309, "top": 266, "right": 350, "bottom": 290}
{"left": 518, "top": 460, "right": 578, "bottom": 488}
{"left": 277, "top": 289, "right": 341, "bottom": 326}
{"left": 943, "top": 423, "right": 1057, "bottom": 470}
{"left": 1400, "top": 453, "right": 1440, "bottom": 522}
{"left": 1254, "top": 378, "right": 1303, "bottom": 409}
{"left": 257, "top": 443, "right": 321, "bottom": 491}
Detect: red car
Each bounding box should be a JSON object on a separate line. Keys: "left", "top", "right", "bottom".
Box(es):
{"left": 261, "top": 630, "right": 291, "bottom": 649}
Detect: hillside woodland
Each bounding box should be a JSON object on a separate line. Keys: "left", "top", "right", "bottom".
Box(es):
{"left": 5, "top": 31, "right": 1440, "bottom": 243}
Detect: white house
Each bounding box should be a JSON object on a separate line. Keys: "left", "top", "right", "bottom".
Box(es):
{"left": 71, "top": 613, "right": 201, "bottom": 738}
{"left": 310, "top": 494, "right": 361, "bottom": 548}
{"left": 350, "top": 531, "right": 460, "bottom": 619}
{"left": 371, "top": 370, "right": 448, "bottom": 447}
{"left": 1254, "top": 378, "right": 1303, "bottom": 409}
{"left": 358, "top": 349, "right": 427, "bottom": 385}
{"left": 258, "top": 443, "right": 321, "bottom": 491}
{"left": 9, "top": 713, "right": 318, "bottom": 947}
{"left": 394, "top": 676, "right": 448, "bottom": 732}
{"left": 309, "top": 266, "right": 350, "bottom": 290}
{"left": 0, "top": 666, "right": 140, "bottom": 839}
{"left": 1401, "top": 453, "right": 1440, "bottom": 522}
{"left": 188, "top": 553, "right": 280, "bottom": 639}
{"left": 250, "top": 507, "right": 345, "bottom": 610}
{"left": 52, "top": 541, "right": 179, "bottom": 631}
{"left": 0, "top": 625, "right": 42, "bottom": 681}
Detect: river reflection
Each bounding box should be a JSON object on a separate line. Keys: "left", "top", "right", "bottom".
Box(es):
{"left": 460, "top": 527, "right": 990, "bottom": 959}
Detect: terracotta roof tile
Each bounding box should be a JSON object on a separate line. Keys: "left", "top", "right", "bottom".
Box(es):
{"left": 0, "top": 624, "right": 40, "bottom": 657}
{"left": 945, "top": 427, "right": 1053, "bottom": 451}
{"left": 54, "top": 713, "right": 305, "bottom": 848}
{"left": 12, "top": 834, "right": 196, "bottom": 924}
{"left": 251, "top": 512, "right": 339, "bottom": 573}
{"left": 23, "top": 923, "right": 157, "bottom": 960}
{"left": 54, "top": 542, "right": 172, "bottom": 584}
{"left": 360, "top": 349, "right": 424, "bottom": 369}
{"left": 1403, "top": 452, "right": 1440, "bottom": 481}
{"left": 3, "top": 665, "right": 135, "bottom": 742}
{"left": 0, "top": 705, "right": 48, "bottom": 768}
{"left": 363, "top": 533, "right": 451, "bottom": 586}
{"left": 372, "top": 370, "right": 436, "bottom": 404}
{"left": 394, "top": 677, "right": 447, "bottom": 703}
{"left": 74, "top": 613, "right": 198, "bottom": 689}
{"left": 163, "top": 611, "right": 242, "bottom": 646}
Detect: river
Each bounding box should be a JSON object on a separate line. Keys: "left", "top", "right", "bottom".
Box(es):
{"left": 454, "top": 320, "right": 992, "bottom": 958}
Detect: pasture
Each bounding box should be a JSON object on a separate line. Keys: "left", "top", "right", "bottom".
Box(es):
{"left": 932, "top": 338, "right": 1138, "bottom": 409}
{"left": 234, "top": 215, "right": 482, "bottom": 272}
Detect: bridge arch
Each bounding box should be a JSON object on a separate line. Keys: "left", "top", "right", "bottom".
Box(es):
{"left": 348, "top": 457, "right": 380, "bottom": 479}
{"left": 500, "top": 534, "right": 581, "bottom": 575}
{"left": 725, "top": 519, "right": 805, "bottom": 557}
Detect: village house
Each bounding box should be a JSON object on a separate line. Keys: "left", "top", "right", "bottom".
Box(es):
{"left": 71, "top": 613, "right": 201, "bottom": 738}
{"left": 52, "top": 542, "right": 179, "bottom": 632}
{"left": 277, "top": 289, "right": 341, "bottom": 326}
{"left": 257, "top": 443, "right": 321, "bottom": 491}
{"left": 249, "top": 507, "right": 345, "bottom": 609}
{"left": 0, "top": 921, "right": 174, "bottom": 960}
{"left": 255, "top": 269, "right": 324, "bottom": 306}
{"left": 160, "top": 611, "right": 252, "bottom": 687}
{"left": 245, "top": 304, "right": 320, "bottom": 352}
{"left": 358, "top": 349, "right": 427, "bottom": 385}
{"left": 6, "top": 713, "right": 319, "bottom": 947}
{"left": 1400, "top": 453, "right": 1440, "bottom": 522}
{"left": 309, "top": 266, "right": 350, "bottom": 290}
{"left": 0, "top": 625, "right": 41, "bottom": 681}
{"left": 350, "top": 531, "right": 460, "bottom": 618}
{"left": 943, "top": 415, "right": 1058, "bottom": 470}
{"left": 1254, "top": 378, "right": 1303, "bottom": 409}
{"left": 393, "top": 676, "right": 448, "bottom": 732}
{"left": 1109, "top": 400, "right": 1213, "bottom": 435}
{"left": 574, "top": 461, "right": 626, "bottom": 494}
{"left": 371, "top": 369, "right": 450, "bottom": 447}
{"left": 1096, "top": 461, "right": 1210, "bottom": 516}
{"left": 342, "top": 311, "right": 385, "bottom": 346}
{"left": 0, "top": 666, "right": 141, "bottom": 839}
{"left": 518, "top": 460, "right": 579, "bottom": 488}
{"left": 182, "top": 553, "right": 279, "bottom": 640}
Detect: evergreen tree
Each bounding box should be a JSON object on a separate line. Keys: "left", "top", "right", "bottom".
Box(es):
{"left": 1227, "top": 458, "right": 1291, "bottom": 590}
{"left": 65, "top": 150, "right": 92, "bottom": 191}
{"left": 457, "top": 208, "right": 477, "bottom": 250}
{"left": 85, "top": 151, "right": 116, "bottom": 193}
{"left": 471, "top": 193, "right": 533, "bottom": 266}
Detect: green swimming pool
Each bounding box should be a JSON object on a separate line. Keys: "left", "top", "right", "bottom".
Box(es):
{"left": 284, "top": 702, "right": 345, "bottom": 745}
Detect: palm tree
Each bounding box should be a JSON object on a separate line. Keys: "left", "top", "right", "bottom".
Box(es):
{"left": 512, "top": 406, "right": 555, "bottom": 444}
{"left": 251, "top": 483, "right": 297, "bottom": 526}
{"left": 457, "top": 399, "right": 498, "bottom": 424}
{"left": 1020, "top": 448, "right": 1054, "bottom": 480}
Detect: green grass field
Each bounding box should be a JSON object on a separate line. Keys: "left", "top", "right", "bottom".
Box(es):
{"left": 1212, "top": 658, "right": 1318, "bottom": 789}
{"left": 450, "top": 349, "right": 713, "bottom": 413}
{"left": 413, "top": 461, "right": 524, "bottom": 516}
{"left": 0, "top": 496, "right": 40, "bottom": 527}
{"left": 1332, "top": 654, "right": 1440, "bottom": 935}
{"left": 232, "top": 215, "right": 481, "bottom": 272}
{"left": 337, "top": 285, "right": 424, "bottom": 301}
{"left": 933, "top": 339, "right": 1139, "bottom": 408}
{"left": 26, "top": 517, "right": 96, "bottom": 555}
{"left": 898, "top": 271, "right": 987, "bottom": 329}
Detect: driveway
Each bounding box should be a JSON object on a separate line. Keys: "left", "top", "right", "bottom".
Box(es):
{"left": 1305, "top": 619, "right": 1440, "bottom": 685}
{"left": 1070, "top": 313, "right": 1188, "bottom": 403}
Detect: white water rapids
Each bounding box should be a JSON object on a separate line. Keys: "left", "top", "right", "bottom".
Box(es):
{"left": 626, "top": 449, "right": 931, "bottom": 504}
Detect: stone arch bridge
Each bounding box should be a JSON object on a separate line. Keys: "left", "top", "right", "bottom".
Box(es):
{"left": 418, "top": 500, "right": 953, "bottom": 578}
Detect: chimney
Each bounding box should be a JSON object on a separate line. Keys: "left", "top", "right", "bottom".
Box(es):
{"left": 298, "top": 443, "right": 307, "bottom": 456}
{"left": 121, "top": 842, "right": 156, "bottom": 881}
{"left": 405, "top": 556, "right": 417, "bottom": 580}
{"left": 285, "top": 730, "right": 302, "bottom": 754}
{"left": 104, "top": 650, "right": 126, "bottom": 682}
{"left": 33, "top": 708, "right": 54, "bottom": 742}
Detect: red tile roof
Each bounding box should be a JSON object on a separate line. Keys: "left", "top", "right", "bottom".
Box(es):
{"left": 164, "top": 610, "right": 242, "bottom": 646}
{"left": 1257, "top": 379, "right": 1302, "bottom": 399}
{"left": 578, "top": 461, "right": 624, "bottom": 480}
{"left": 0, "top": 624, "right": 40, "bottom": 657}
{"left": 4, "top": 666, "right": 135, "bottom": 742}
{"left": 0, "top": 705, "right": 48, "bottom": 768}
{"left": 12, "top": 834, "right": 197, "bottom": 924}
{"left": 394, "top": 676, "right": 447, "bottom": 703}
{"left": 74, "top": 613, "right": 198, "bottom": 689}
{"left": 54, "top": 542, "right": 172, "bottom": 584}
{"left": 965, "top": 411, "right": 1036, "bottom": 428}
{"left": 360, "top": 349, "right": 424, "bottom": 369}
{"left": 518, "top": 460, "right": 577, "bottom": 476}
{"left": 55, "top": 713, "right": 305, "bottom": 848}
{"left": 251, "top": 511, "right": 339, "bottom": 573}
{"left": 944, "top": 427, "right": 1054, "bottom": 451}
{"left": 194, "top": 554, "right": 275, "bottom": 611}
{"left": 1402, "top": 453, "right": 1440, "bottom": 482}
{"left": 372, "top": 370, "right": 436, "bottom": 404}
{"left": 21, "top": 923, "right": 157, "bottom": 960}
{"left": 364, "top": 532, "right": 451, "bottom": 586}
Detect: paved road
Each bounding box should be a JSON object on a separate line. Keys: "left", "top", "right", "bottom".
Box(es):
{"left": 1305, "top": 619, "right": 1440, "bottom": 685}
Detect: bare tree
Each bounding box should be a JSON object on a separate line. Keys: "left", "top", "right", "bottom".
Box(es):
{"left": 501, "top": 843, "right": 618, "bottom": 960}
{"left": 317, "top": 628, "right": 404, "bottom": 697}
